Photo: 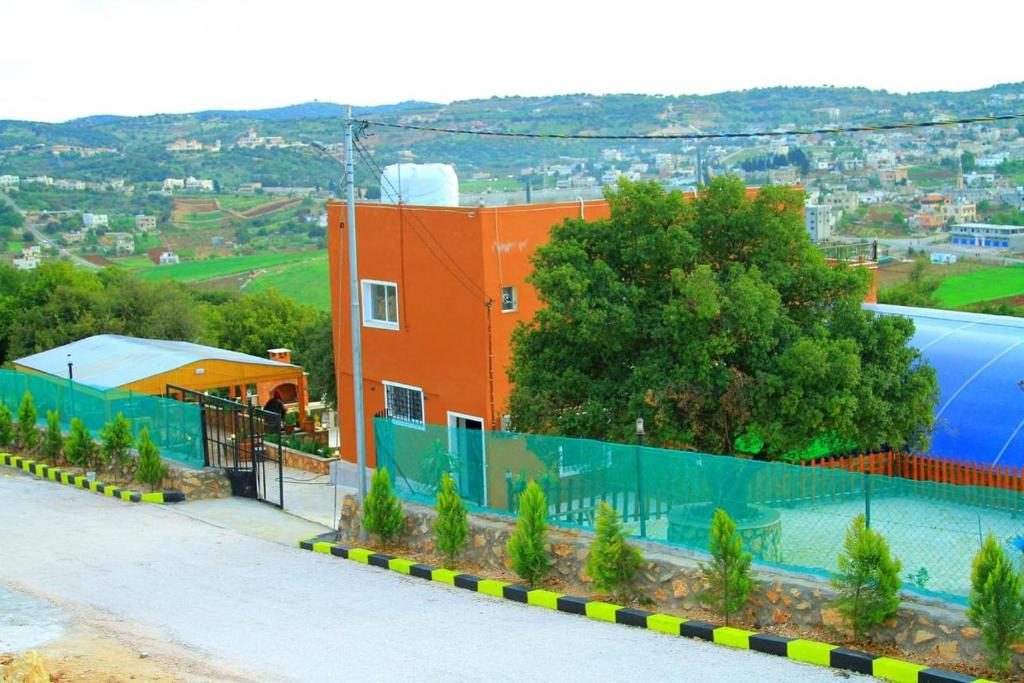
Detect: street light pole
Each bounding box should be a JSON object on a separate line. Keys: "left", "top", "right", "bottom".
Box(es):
{"left": 635, "top": 417, "right": 646, "bottom": 538}
{"left": 344, "top": 106, "right": 369, "bottom": 538}
{"left": 67, "top": 354, "right": 74, "bottom": 418}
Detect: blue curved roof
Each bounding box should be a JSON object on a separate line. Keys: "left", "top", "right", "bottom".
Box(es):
{"left": 867, "top": 304, "right": 1024, "bottom": 466}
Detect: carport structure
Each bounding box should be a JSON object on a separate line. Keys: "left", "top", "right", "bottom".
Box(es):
{"left": 14, "top": 334, "right": 306, "bottom": 417}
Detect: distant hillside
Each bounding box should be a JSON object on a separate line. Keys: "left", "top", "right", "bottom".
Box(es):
{"left": 1, "top": 83, "right": 1021, "bottom": 189}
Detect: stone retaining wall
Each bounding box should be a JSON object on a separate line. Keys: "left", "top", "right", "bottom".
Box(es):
{"left": 279, "top": 446, "right": 336, "bottom": 476}
{"left": 337, "top": 494, "right": 1010, "bottom": 672}
{"left": 162, "top": 462, "right": 231, "bottom": 500}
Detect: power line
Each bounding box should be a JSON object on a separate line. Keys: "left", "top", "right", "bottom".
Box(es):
{"left": 350, "top": 138, "right": 491, "bottom": 305}
{"left": 360, "top": 112, "right": 1024, "bottom": 141}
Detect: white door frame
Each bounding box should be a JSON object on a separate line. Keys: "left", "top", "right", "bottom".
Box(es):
{"left": 447, "top": 411, "right": 488, "bottom": 506}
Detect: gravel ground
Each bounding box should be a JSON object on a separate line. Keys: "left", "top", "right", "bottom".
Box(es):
{"left": 0, "top": 471, "right": 874, "bottom": 683}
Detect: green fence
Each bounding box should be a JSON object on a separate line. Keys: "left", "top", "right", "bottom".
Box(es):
{"left": 375, "top": 418, "right": 1024, "bottom": 601}
{"left": 0, "top": 369, "right": 204, "bottom": 468}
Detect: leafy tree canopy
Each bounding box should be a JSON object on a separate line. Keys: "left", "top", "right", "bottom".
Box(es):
{"left": 508, "top": 177, "right": 938, "bottom": 459}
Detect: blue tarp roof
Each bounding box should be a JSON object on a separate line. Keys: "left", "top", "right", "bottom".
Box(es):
{"left": 14, "top": 334, "right": 294, "bottom": 390}
{"left": 867, "top": 304, "right": 1024, "bottom": 466}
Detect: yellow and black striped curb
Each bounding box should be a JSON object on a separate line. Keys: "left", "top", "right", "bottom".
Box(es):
{"left": 298, "top": 536, "right": 995, "bottom": 683}
{"left": 0, "top": 453, "right": 185, "bottom": 504}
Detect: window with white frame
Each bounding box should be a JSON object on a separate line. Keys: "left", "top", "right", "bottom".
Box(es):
{"left": 361, "top": 280, "right": 399, "bottom": 330}
{"left": 501, "top": 285, "right": 517, "bottom": 312}
{"left": 383, "top": 381, "right": 424, "bottom": 427}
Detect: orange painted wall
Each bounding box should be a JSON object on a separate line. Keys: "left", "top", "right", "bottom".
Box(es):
{"left": 327, "top": 200, "right": 608, "bottom": 467}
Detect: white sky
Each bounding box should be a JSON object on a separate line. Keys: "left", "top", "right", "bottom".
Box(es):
{"left": 2, "top": 0, "right": 1021, "bottom": 123}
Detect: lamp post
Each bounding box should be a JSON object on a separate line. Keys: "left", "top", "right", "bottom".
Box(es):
{"left": 67, "top": 353, "right": 74, "bottom": 418}
{"left": 635, "top": 417, "right": 646, "bottom": 538}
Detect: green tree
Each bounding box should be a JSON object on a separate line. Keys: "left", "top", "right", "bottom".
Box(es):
{"left": 0, "top": 403, "right": 13, "bottom": 448}
{"left": 698, "top": 508, "right": 754, "bottom": 626}
{"left": 42, "top": 410, "right": 63, "bottom": 463}
{"left": 878, "top": 257, "right": 940, "bottom": 307}
{"left": 202, "top": 288, "right": 316, "bottom": 359}
{"left": 967, "top": 534, "right": 1024, "bottom": 673}
{"left": 362, "top": 467, "right": 405, "bottom": 547}
{"left": 135, "top": 427, "right": 167, "bottom": 492}
{"left": 831, "top": 515, "right": 902, "bottom": 640}
{"left": 585, "top": 502, "right": 644, "bottom": 600}
{"left": 508, "top": 178, "right": 938, "bottom": 458}
{"left": 65, "top": 417, "right": 98, "bottom": 469}
{"left": 961, "top": 150, "right": 976, "bottom": 173}
{"left": 15, "top": 392, "right": 38, "bottom": 452}
{"left": 506, "top": 480, "right": 550, "bottom": 586}
{"left": 433, "top": 472, "right": 468, "bottom": 569}
{"left": 292, "top": 311, "right": 336, "bottom": 407}
{"left": 99, "top": 412, "right": 134, "bottom": 478}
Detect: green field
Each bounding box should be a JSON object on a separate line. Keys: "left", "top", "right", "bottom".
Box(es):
{"left": 245, "top": 253, "right": 330, "bottom": 310}
{"left": 935, "top": 265, "right": 1024, "bottom": 307}
{"left": 212, "top": 194, "right": 273, "bottom": 212}
{"left": 132, "top": 251, "right": 318, "bottom": 283}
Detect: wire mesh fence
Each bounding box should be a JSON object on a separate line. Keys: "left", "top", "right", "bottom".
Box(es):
{"left": 0, "top": 369, "right": 204, "bottom": 468}
{"left": 375, "top": 417, "right": 1024, "bottom": 601}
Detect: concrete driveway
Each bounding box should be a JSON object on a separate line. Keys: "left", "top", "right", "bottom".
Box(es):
{"left": 0, "top": 470, "right": 871, "bottom": 682}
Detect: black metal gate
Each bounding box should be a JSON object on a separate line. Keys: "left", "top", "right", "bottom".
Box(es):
{"left": 166, "top": 385, "right": 283, "bottom": 508}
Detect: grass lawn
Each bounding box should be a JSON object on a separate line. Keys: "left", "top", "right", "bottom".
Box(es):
{"left": 132, "top": 251, "right": 318, "bottom": 283}
{"left": 244, "top": 253, "right": 330, "bottom": 310}
{"left": 935, "top": 265, "right": 1024, "bottom": 307}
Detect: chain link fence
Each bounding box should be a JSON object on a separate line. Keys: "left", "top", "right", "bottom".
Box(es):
{"left": 0, "top": 369, "right": 204, "bottom": 468}
{"left": 375, "top": 418, "right": 1023, "bottom": 601}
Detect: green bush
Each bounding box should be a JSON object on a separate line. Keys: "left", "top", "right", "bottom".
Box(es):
{"left": 65, "top": 418, "right": 97, "bottom": 469}
{"left": 100, "top": 412, "right": 134, "bottom": 477}
{"left": 967, "top": 533, "right": 1024, "bottom": 673}
{"left": 0, "top": 403, "right": 13, "bottom": 448}
{"left": 586, "top": 502, "right": 644, "bottom": 601}
{"left": 698, "top": 508, "right": 754, "bottom": 626}
{"left": 433, "top": 472, "right": 468, "bottom": 568}
{"left": 135, "top": 428, "right": 167, "bottom": 492}
{"left": 362, "top": 467, "right": 405, "bottom": 547}
{"left": 42, "top": 410, "right": 63, "bottom": 463}
{"left": 506, "top": 480, "right": 550, "bottom": 586}
{"left": 15, "top": 393, "right": 38, "bottom": 452}
{"left": 831, "top": 514, "right": 902, "bottom": 640}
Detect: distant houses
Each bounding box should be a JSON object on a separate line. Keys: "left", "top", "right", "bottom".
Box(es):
{"left": 147, "top": 247, "right": 180, "bottom": 265}
{"left": 82, "top": 212, "right": 108, "bottom": 229}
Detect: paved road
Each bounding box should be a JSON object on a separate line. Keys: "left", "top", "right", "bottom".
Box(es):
{"left": 0, "top": 472, "right": 870, "bottom": 683}
{"left": 0, "top": 193, "right": 100, "bottom": 269}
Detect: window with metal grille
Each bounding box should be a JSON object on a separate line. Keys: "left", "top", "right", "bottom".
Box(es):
{"left": 501, "top": 285, "right": 517, "bottom": 312}
{"left": 361, "top": 280, "right": 399, "bottom": 330}
{"left": 383, "top": 381, "right": 424, "bottom": 427}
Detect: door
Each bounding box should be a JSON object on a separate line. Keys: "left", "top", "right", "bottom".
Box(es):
{"left": 448, "top": 412, "right": 486, "bottom": 506}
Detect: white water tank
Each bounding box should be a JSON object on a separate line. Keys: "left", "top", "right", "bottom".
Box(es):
{"left": 380, "top": 163, "right": 459, "bottom": 207}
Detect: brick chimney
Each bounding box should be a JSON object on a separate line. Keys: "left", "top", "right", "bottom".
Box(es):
{"left": 267, "top": 347, "right": 292, "bottom": 364}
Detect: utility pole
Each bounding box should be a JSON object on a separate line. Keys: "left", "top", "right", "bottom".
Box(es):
{"left": 345, "top": 105, "right": 368, "bottom": 537}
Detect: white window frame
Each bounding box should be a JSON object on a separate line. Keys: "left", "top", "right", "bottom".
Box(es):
{"left": 501, "top": 285, "right": 517, "bottom": 313}
{"left": 382, "top": 380, "right": 424, "bottom": 429}
{"left": 361, "top": 279, "right": 400, "bottom": 330}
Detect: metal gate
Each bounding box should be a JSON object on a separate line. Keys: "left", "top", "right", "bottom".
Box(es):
{"left": 166, "top": 385, "right": 283, "bottom": 508}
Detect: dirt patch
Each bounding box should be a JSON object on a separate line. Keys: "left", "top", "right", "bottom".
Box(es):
{"left": 81, "top": 255, "right": 113, "bottom": 267}
{"left": 240, "top": 198, "right": 300, "bottom": 218}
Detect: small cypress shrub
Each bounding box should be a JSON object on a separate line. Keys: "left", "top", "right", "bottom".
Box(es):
{"left": 100, "top": 412, "right": 134, "bottom": 478}
{"left": 65, "top": 418, "right": 97, "bottom": 469}
{"left": 586, "top": 501, "right": 644, "bottom": 601}
{"left": 362, "top": 467, "right": 405, "bottom": 547}
{"left": 434, "top": 472, "right": 468, "bottom": 568}
{"left": 831, "top": 514, "right": 902, "bottom": 640}
{"left": 135, "top": 428, "right": 167, "bottom": 492}
{"left": 506, "top": 480, "right": 550, "bottom": 586}
{"left": 42, "top": 410, "right": 63, "bottom": 463}
{"left": 968, "top": 533, "right": 1024, "bottom": 673}
{"left": 16, "top": 392, "right": 38, "bottom": 453}
{"left": 698, "top": 508, "right": 754, "bottom": 626}
{"left": 0, "top": 403, "right": 13, "bottom": 448}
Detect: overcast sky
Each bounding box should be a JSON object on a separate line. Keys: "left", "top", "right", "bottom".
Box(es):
{"left": 3, "top": 0, "right": 1021, "bottom": 123}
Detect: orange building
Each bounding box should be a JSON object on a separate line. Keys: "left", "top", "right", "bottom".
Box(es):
{"left": 326, "top": 199, "right": 610, "bottom": 470}
{"left": 326, "top": 191, "right": 876, "bottom": 472}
